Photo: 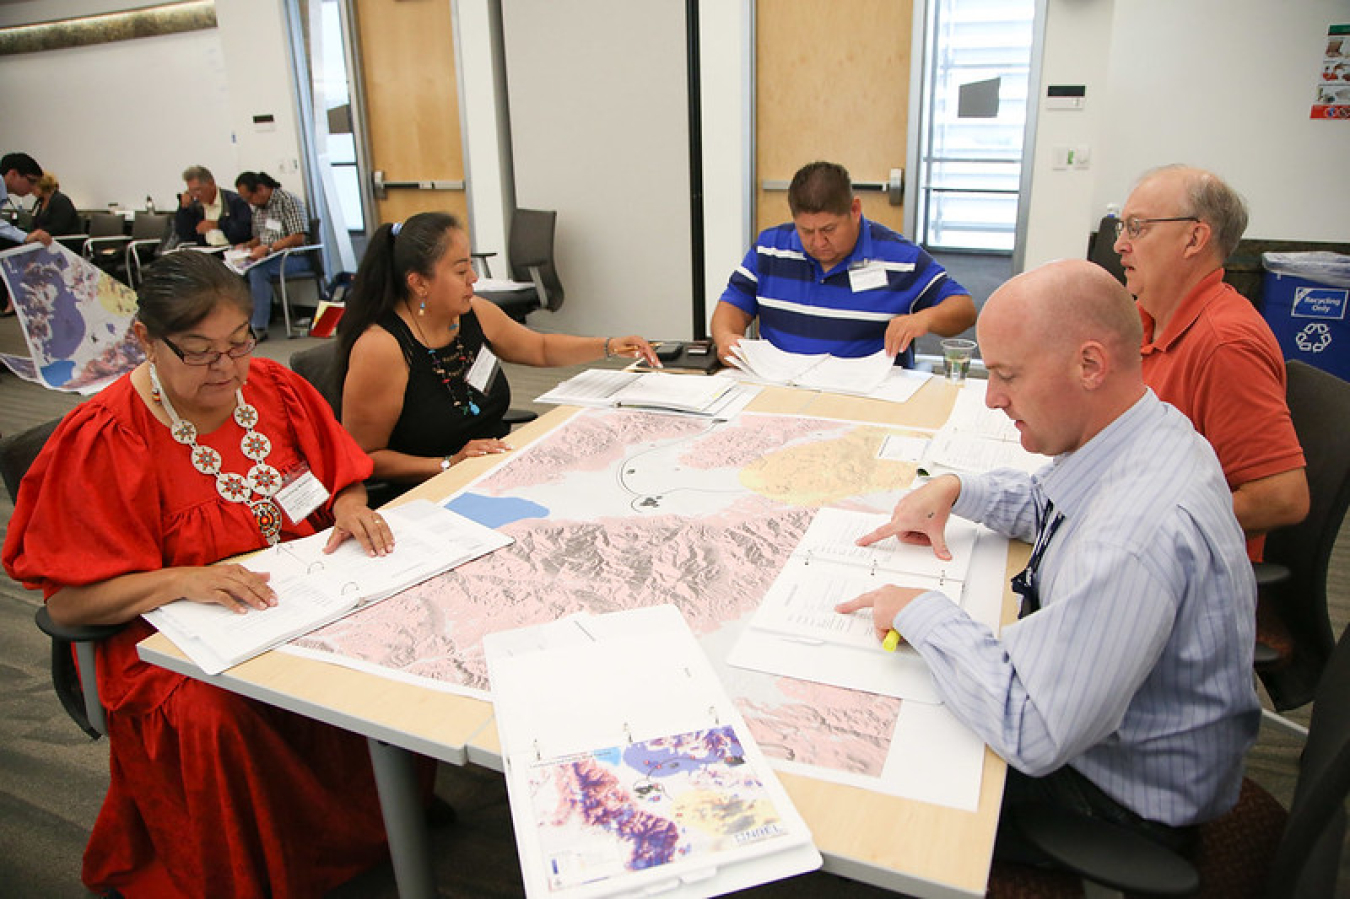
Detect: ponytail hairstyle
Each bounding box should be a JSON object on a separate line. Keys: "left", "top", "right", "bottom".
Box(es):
{"left": 337, "top": 211, "right": 462, "bottom": 377}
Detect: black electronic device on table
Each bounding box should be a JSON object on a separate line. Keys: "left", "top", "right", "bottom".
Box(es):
{"left": 636, "top": 340, "right": 720, "bottom": 374}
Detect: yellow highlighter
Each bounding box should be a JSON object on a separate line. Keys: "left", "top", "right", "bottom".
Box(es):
{"left": 882, "top": 629, "right": 902, "bottom": 652}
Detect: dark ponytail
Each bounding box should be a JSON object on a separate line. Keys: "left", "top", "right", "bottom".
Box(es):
{"left": 337, "top": 211, "right": 460, "bottom": 378}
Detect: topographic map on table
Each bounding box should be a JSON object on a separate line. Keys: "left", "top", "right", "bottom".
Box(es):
{"left": 0, "top": 242, "right": 143, "bottom": 393}
{"left": 290, "top": 407, "right": 999, "bottom": 808}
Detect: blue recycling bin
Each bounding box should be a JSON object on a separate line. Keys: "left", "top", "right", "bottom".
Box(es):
{"left": 1261, "top": 253, "right": 1350, "bottom": 381}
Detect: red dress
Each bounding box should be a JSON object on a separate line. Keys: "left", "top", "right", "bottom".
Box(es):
{"left": 4, "top": 358, "right": 398, "bottom": 898}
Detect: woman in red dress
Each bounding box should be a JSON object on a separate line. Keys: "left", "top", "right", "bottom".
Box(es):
{"left": 4, "top": 251, "right": 405, "bottom": 898}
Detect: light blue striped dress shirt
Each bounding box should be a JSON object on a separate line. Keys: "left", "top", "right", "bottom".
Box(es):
{"left": 895, "top": 390, "right": 1260, "bottom": 825}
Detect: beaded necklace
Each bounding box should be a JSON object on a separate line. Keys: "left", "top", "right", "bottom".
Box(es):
{"left": 148, "top": 363, "right": 285, "bottom": 545}
{"left": 407, "top": 306, "right": 481, "bottom": 416}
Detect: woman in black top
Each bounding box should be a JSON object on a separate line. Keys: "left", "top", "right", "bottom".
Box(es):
{"left": 31, "top": 174, "right": 82, "bottom": 236}
{"left": 338, "top": 211, "right": 658, "bottom": 492}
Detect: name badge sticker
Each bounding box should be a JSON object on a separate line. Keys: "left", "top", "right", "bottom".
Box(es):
{"left": 275, "top": 466, "right": 330, "bottom": 524}
{"left": 467, "top": 346, "right": 500, "bottom": 393}
{"left": 265, "top": 217, "right": 283, "bottom": 233}
{"left": 849, "top": 264, "right": 888, "bottom": 293}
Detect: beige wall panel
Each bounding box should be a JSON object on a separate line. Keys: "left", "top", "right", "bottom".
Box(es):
{"left": 355, "top": 0, "right": 468, "bottom": 227}
{"left": 756, "top": 0, "right": 912, "bottom": 234}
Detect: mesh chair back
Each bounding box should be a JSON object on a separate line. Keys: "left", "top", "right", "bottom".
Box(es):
{"left": 1259, "top": 361, "right": 1350, "bottom": 709}
{"left": 0, "top": 418, "right": 61, "bottom": 503}
{"left": 131, "top": 212, "right": 172, "bottom": 241}
{"left": 289, "top": 341, "right": 343, "bottom": 420}
{"left": 1266, "top": 623, "right": 1350, "bottom": 896}
{"left": 507, "top": 209, "right": 564, "bottom": 310}
{"left": 87, "top": 213, "right": 125, "bottom": 238}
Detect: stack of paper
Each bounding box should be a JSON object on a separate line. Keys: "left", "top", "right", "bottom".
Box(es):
{"left": 729, "top": 507, "right": 982, "bottom": 702}
{"left": 727, "top": 339, "right": 895, "bottom": 395}
{"left": 923, "top": 383, "right": 1047, "bottom": 474}
{"left": 145, "top": 500, "right": 512, "bottom": 674}
{"left": 536, "top": 369, "right": 753, "bottom": 417}
{"left": 485, "top": 605, "right": 821, "bottom": 898}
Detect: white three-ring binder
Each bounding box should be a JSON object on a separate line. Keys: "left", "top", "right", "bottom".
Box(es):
{"left": 484, "top": 605, "right": 821, "bottom": 898}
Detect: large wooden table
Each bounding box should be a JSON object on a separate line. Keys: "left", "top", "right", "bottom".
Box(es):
{"left": 140, "top": 378, "right": 1025, "bottom": 899}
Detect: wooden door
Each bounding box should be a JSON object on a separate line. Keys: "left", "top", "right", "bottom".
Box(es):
{"left": 354, "top": 0, "right": 467, "bottom": 227}
{"left": 756, "top": 0, "right": 913, "bottom": 234}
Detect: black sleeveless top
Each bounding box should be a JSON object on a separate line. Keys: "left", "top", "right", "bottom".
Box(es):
{"left": 380, "top": 309, "right": 512, "bottom": 460}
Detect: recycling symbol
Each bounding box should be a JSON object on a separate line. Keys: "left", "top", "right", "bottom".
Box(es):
{"left": 1295, "top": 322, "right": 1333, "bottom": 354}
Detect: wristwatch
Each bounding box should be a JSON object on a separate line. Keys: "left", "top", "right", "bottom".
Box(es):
{"left": 440, "top": 455, "right": 453, "bottom": 471}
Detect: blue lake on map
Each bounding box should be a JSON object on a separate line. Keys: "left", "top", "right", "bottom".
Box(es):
{"left": 445, "top": 493, "right": 550, "bottom": 528}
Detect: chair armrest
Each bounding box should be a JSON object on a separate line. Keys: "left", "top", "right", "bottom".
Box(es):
{"left": 502, "top": 408, "right": 539, "bottom": 428}
{"left": 34, "top": 604, "right": 126, "bottom": 645}
{"left": 277, "top": 242, "right": 323, "bottom": 259}
{"left": 470, "top": 251, "right": 496, "bottom": 278}
{"left": 34, "top": 606, "right": 127, "bottom": 739}
{"left": 1010, "top": 803, "right": 1200, "bottom": 897}
{"left": 1253, "top": 561, "right": 1291, "bottom": 590}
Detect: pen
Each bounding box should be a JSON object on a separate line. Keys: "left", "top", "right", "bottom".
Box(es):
{"left": 882, "top": 629, "right": 902, "bottom": 652}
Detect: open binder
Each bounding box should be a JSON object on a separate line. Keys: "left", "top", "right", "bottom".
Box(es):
{"left": 728, "top": 507, "right": 982, "bottom": 703}
{"left": 484, "top": 605, "right": 821, "bottom": 898}
{"left": 536, "top": 369, "right": 744, "bottom": 416}
{"left": 144, "top": 500, "right": 512, "bottom": 675}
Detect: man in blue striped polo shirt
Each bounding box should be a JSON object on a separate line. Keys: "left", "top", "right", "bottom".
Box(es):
{"left": 711, "top": 161, "right": 977, "bottom": 368}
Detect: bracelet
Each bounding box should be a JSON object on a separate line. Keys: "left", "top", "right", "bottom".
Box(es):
{"left": 604, "top": 337, "right": 615, "bottom": 359}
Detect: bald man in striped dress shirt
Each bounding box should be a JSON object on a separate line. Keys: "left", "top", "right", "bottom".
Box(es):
{"left": 839, "top": 258, "right": 1260, "bottom": 864}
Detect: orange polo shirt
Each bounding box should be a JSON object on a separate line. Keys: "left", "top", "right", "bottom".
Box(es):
{"left": 1140, "top": 268, "right": 1305, "bottom": 561}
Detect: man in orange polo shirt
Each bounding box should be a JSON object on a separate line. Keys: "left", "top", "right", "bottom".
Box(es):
{"left": 1114, "top": 164, "right": 1308, "bottom": 560}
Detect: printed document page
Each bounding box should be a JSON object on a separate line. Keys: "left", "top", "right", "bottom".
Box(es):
{"left": 145, "top": 500, "right": 511, "bottom": 674}
{"left": 729, "top": 508, "right": 984, "bottom": 701}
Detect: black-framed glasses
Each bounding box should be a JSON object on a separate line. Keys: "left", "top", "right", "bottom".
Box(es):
{"left": 1113, "top": 216, "right": 1200, "bottom": 240}
{"left": 161, "top": 327, "right": 257, "bottom": 366}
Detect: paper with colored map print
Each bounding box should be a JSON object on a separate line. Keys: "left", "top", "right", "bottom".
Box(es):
{"left": 0, "top": 242, "right": 143, "bottom": 393}
{"left": 283, "top": 407, "right": 1004, "bottom": 810}
{"left": 485, "top": 606, "right": 821, "bottom": 898}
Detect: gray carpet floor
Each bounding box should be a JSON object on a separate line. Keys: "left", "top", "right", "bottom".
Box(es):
{"left": 0, "top": 307, "right": 1344, "bottom": 897}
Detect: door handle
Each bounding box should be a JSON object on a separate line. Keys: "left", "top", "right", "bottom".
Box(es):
{"left": 761, "top": 170, "right": 904, "bottom": 206}
{"left": 371, "top": 170, "right": 465, "bottom": 200}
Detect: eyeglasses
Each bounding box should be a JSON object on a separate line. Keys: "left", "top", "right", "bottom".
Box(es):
{"left": 161, "top": 328, "right": 257, "bottom": 366}
{"left": 1113, "top": 216, "right": 1200, "bottom": 239}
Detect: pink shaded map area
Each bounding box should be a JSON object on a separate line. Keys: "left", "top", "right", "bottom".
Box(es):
{"left": 475, "top": 410, "right": 712, "bottom": 494}
{"left": 296, "top": 410, "right": 909, "bottom": 781}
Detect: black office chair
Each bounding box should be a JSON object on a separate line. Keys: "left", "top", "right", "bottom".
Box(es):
{"left": 82, "top": 212, "right": 131, "bottom": 280}
{"left": 472, "top": 208, "right": 565, "bottom": 324}
{"left": 1086, "top": 214, "right": 1126, "bottom": 285}
{"left": 987, "top": 620, "right": 1350, "bottom": 899}
{"left": 124, "top": 211, "right": 175, "bottom": 287}
{"left": 269, "top": 218, "right": 327, "bottom": 338}
{"left": 1252, "top": 361, "right": 1350, "bottom": 721}
{"left": 0, "top": 418, "right": 124, "bottom": 740}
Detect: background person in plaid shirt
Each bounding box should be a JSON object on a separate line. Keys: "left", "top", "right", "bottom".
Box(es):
{"left": 234, "top": 171, "right": 312, "bottom": 340}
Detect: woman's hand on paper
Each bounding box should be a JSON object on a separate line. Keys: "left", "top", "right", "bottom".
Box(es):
{"left": 327, "top": 491, "right": 395, "bottom": 557}
{"left": 181, "top": 564, "right": 276, "bottom": 615}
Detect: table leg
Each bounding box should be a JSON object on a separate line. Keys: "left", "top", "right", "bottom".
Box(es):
{"left": 367, "top": 737, "right": 436, "bottom": 899}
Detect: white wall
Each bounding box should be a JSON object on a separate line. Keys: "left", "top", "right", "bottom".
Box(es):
{"left": 1022, "top": 0, "right": 1349, "bottom": 270}
{"left": 499, "top": 0, "right": 691, "bottom": 340}
{"left": 698, "top": 1, "right": 753, "bottom": 335}
{"left": 0, "top": 0, "right": 303, "bottom": 212}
